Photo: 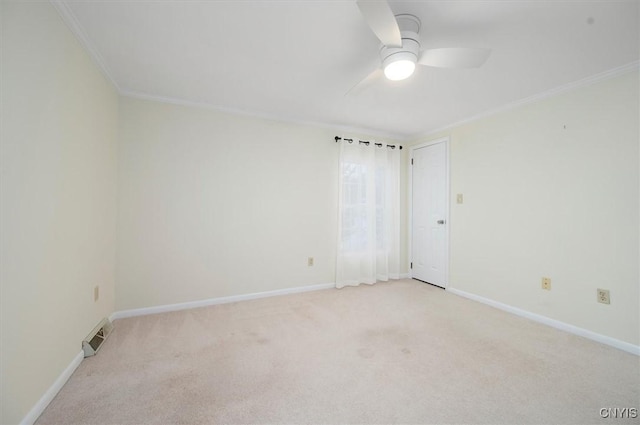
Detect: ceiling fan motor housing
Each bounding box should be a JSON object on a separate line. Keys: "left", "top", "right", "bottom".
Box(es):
{"left": 379, "top": 14, "right": 421, "bottom": 68}
{"left": 380, "top": 32, "right": 420, "bottom": 69}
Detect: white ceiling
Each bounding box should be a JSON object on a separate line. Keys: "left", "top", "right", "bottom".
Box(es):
{"left": 57, "top": 0, "right": 639, "bottom": 140}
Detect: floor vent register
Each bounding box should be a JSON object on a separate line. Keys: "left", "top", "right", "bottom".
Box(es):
{"left": 82, "top": 318, "right": 113, "bottom": 357}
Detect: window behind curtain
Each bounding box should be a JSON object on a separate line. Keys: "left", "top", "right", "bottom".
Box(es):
{"left": 336, "top": 141, "right": 401, "bottom": 287}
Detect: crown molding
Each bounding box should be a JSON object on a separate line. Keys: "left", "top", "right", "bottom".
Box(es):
{"left": 50, "top": 0, "right": 404, "bottom": 141}
{"left": 48, "top": 0, "right": 404, "bottom": 141}
{"left": 50, "top": 0, "right": 121, "bottom": 92}
{"left": 120, "top": 89, "right": 408, "bottom": 142}
{"left": 48, "top": 0, "right": 638, "bottom": 145}
{"left": 410, "top": 60, "right": 640, "bottom": 142}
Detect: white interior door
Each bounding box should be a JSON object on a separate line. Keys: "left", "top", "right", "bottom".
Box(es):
{"left": 411, "top": 140, "right": 448, "bottom": 288}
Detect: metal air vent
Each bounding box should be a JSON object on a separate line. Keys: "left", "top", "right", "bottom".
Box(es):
{"left": 82, "top": 318, "right": 113, "bottom": 357}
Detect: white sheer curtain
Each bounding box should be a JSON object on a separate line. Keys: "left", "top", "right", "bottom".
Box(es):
{"left": 336, "top": 139, "right": 401, "bottom": 288}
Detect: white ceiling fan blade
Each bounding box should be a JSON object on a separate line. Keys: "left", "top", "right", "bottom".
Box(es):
{"left": 418, "top": 47, "right": 492, "bottom": 69}
{"left": 356, "top": 0, "right": 402, "bottom": 48}
{"left": 345, "top": 69, "right": 383, "bottom": 96}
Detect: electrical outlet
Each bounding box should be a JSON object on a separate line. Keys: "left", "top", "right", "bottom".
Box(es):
{"left": 308, "top": 257, "right": 314, "bottom": 267}
{"left": 597, "top": 288, "right": 610, "bottom": 304}
{"left": 94, "top": 285, "right": 100, "bottom": 302}
{"left": 541, "top": 277, "right": 551, "bottom": 290}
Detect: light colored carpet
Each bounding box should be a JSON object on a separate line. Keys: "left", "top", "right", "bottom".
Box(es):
{"left": 36, "top": 280, "right": 639, "bottom": 424}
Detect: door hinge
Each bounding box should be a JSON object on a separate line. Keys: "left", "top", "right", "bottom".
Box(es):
{"left": 410, "top": 262, "right": 413, "bottom": 269}
{"left": 411, "top": 158, "right": 413, "bottom": 165}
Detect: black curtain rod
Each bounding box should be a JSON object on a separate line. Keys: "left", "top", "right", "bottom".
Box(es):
{"left": 334, "top": 136, "right": 402, "bottom": 150}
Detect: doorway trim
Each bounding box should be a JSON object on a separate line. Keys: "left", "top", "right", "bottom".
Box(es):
{"left": 408, "top": 137, "right": 450, "bottom": 288}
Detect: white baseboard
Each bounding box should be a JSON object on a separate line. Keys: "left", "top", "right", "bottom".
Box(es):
{"left": 20, "top": 351, "right": 84, "bottom": 425}
{"left": 446, "top": 287, "right": 639, "bottom": 356}
{"left": 111, "top": 282, "right": 336, "bottom": 320}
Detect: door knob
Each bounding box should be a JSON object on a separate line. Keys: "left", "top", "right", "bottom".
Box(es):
{"left": 437, "top": 220, "right": 446, "bottom": 225}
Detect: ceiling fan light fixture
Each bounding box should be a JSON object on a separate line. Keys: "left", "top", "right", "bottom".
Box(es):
{"left": 380, "top": 31, "right": 420, "bottom": 81}
{"left": 384, "top": 59, "right": 416, "bottom": 81}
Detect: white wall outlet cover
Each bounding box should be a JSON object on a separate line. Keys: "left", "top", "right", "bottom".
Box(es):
{"left": 597, "top": 288, "right": 610, "bottom": 304}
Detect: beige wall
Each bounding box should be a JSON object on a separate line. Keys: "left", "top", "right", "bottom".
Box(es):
{"left": 410, "top": 71, "right": 639, "bottom": 345}
{"left": 0, "top": 2, "right": 119, "bottom": 424}
{"left": 116, "top": 97, "right": 408, "bottom": 310}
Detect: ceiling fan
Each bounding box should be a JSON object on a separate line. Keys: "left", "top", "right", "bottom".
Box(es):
{"left": 348, "top": 0, "right": 492, "bottom": 95}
